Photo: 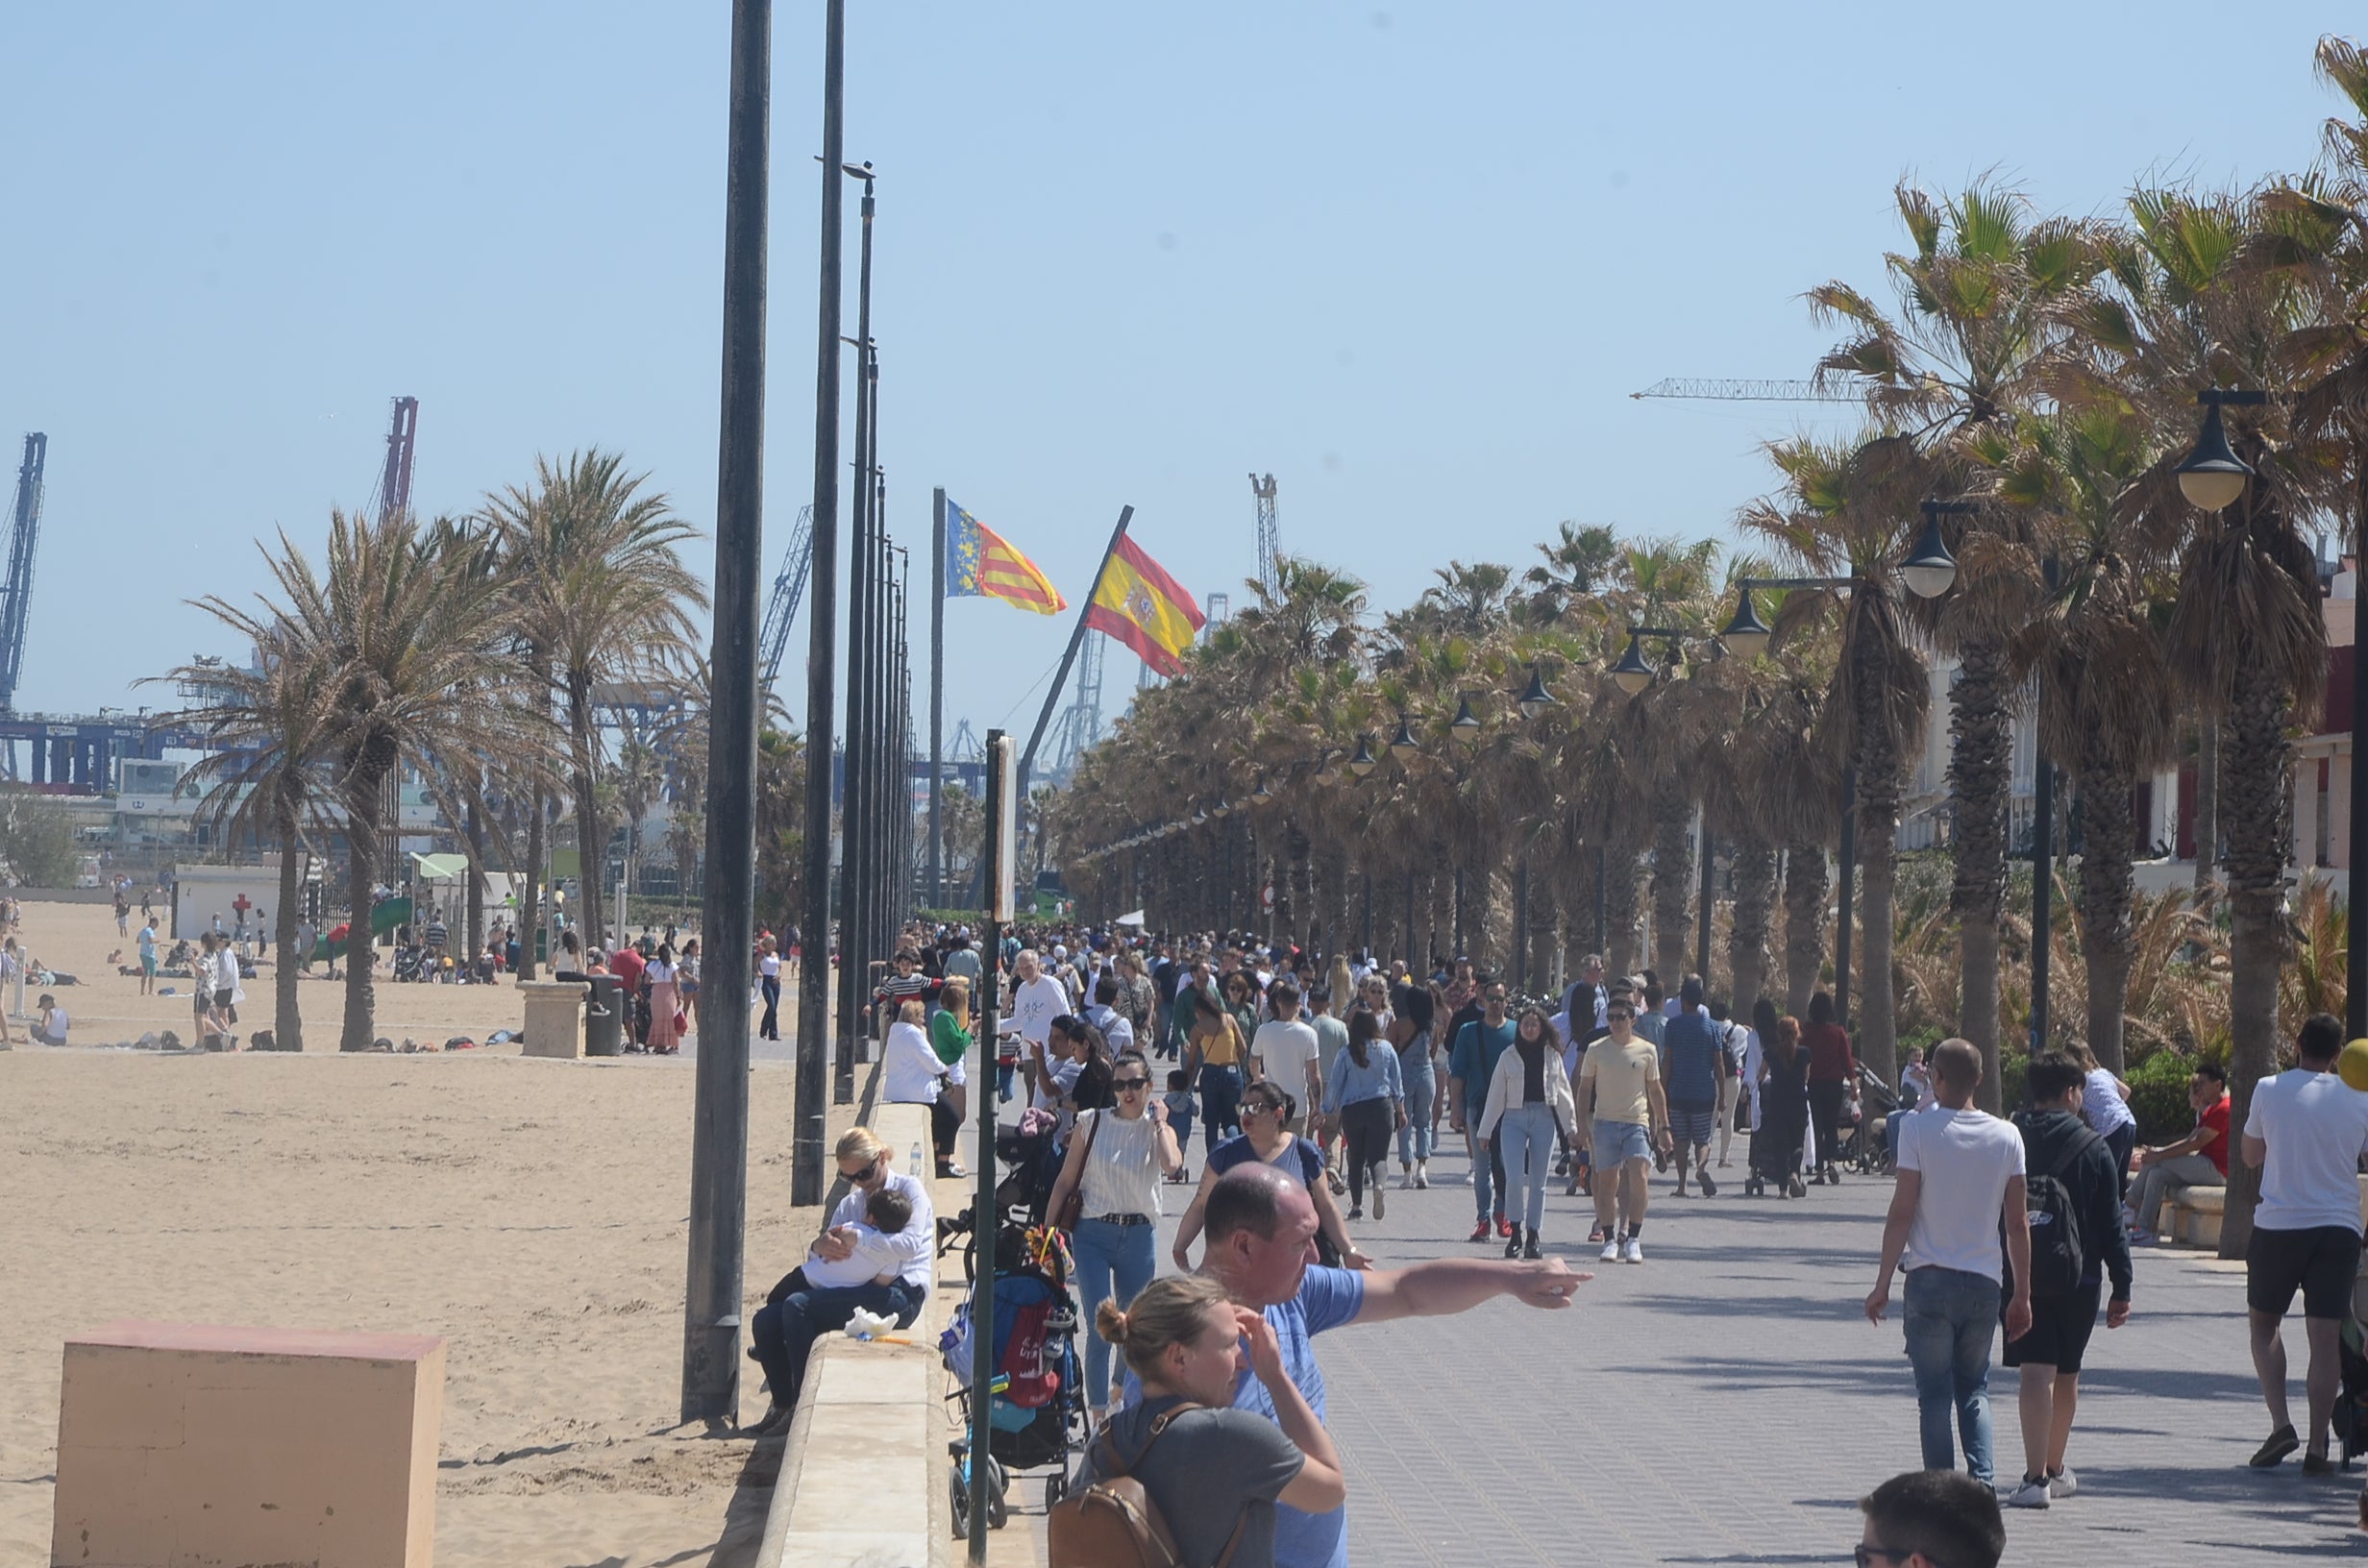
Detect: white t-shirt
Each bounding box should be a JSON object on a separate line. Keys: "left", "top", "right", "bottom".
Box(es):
{"left": 826, "top": 1171, "right": 932, "bottom": 1289}
{"left": 1084, "top": 1002, "right": 1136, "bottom": 1056}
{"left": 1009, "top": 975, "right": 1071, "bottom": 1046}
{"left": 884, "top": 1019, "right": 960, "bottom": 1104}
{"left": 759, "top": 953, "right": 781, "bottom": 978}
{"left": 801, "top": 1221, "right": 903, "bottom": 1288}
{"left": 1896, "top": 1106, "right": 2026, "bottom": 1283}
{"left": 2245, "top": 1069, "right": 2368, "bottom": 1234}
{"left": 1251, "top": 1017, "right": 1322, "bottom": 1099}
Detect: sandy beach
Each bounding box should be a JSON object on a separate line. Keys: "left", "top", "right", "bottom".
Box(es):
{"left": 0, "top": 896, "right": 875, "bottom": 1568}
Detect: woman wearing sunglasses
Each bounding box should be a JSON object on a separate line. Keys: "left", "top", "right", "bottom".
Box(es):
{"left": 1046, "top": 1049, "right": 1184, "bottom": 1422}
{"left": 1171, "top": 1079, "right": 1368, "bottom": 1273}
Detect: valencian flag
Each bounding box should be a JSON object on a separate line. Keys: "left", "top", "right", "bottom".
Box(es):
{"left": 943, "top": 496, "right": 1066, "bottom": 615}
{"left": 1086, "top": 534, "right": 1205, "bottom": 676}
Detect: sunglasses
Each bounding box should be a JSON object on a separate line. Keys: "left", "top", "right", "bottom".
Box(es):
{"left": 1113, "top": 1077, "right": 1151, "bottom": 1091}
{"left": 838, "top": 1156, "right": 883, "bottom": 1182}
{"left": 1607, "top": 1011, "right": 1635, "bottom": 1021}
{"left": 1240, "top": 1101, "right": 1280, "bottom": 1117}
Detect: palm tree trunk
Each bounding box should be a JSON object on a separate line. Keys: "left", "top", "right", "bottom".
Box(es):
{"left": 518, "top": 791, "right": 544, "bottom": 981}
{"left": 1604, "top": 848, "right": 1642, "bottom": 980}
{"left": 341, "top": 768, "right": 385, "bottom": 1053}
{"left": 273, "top": 793, "right": 305, "bottom": 1053}
{"left": 1729, "top": 835, "right": 1777, "bottom": 1027}
{"left": 568, "top": 675, "right": 606, "bottom": 952}
{"left": 1651, "top": 801, "right": 1690, "bottom": 981}
{"left": 1857, "top": 743, "right": 1904, "bottom": 1087}
{"left": 462, "top": 798, "right": 487, "bottom": 968}
{"left": 2076, "top": 756, "right": 2139, "bottom": 1073}
{"left": 2193, "top": 718, "right": 2220, "bottom": 892}
{"left": 1949, "top": 638, "right": 2011, "bottom": 1113}
{"left": 1783, "top": 840, "right": 1830, "bottom": 1016}
{"left": 2218, "top": 663, "right": 2295, "bottom": 1259}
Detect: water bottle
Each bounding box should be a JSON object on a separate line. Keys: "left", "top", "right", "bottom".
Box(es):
{"left": 910, "top": 1141, "right": 925, "bottom": 1178}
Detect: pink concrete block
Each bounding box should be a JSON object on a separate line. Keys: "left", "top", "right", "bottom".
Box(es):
{"left": 53, "top": 1320, "right": 444, "bottom": 1568}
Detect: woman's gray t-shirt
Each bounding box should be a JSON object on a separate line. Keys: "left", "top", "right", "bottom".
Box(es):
{"left": 1081, "top": 1396, "right": 1303, "bottom": 1567}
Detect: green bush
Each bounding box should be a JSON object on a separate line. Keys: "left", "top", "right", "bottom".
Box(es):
{"left": 1999, "top": 1049, "right": 2029, "bottom": 1113}
{"left": 2126, "top": 1047, "right": 2197, "bottom": 1144}
{"left": 0, "top": 793, "right": 77, "bottom": 888}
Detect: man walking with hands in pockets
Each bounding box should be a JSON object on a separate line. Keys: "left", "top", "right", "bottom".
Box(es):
{"left": 1865, "top": 1038, "right": 2031, "bottom": 1488}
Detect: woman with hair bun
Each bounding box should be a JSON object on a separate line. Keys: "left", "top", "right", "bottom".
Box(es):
{"left": 1078, "top": 1274, "right": 1346, "bottom": 1567}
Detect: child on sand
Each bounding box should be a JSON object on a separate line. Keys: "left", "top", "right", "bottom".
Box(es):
{"left": 34, "top": 993, "right": 67, "bottom": 1047}
{"left": 795, "top": 1188, "right": 914, "bottom": 1289}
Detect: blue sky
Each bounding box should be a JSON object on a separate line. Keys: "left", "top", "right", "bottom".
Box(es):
{"left": 0, "top": 3, "right": 2347, "bottom": 757}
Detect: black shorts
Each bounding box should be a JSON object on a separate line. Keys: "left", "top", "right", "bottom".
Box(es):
{"left": 2246, "top": 1224, "right": 2363, "bottom": 1319}
{"left": 2004, "top": 1281, "right": 2103, "bottom": 1372}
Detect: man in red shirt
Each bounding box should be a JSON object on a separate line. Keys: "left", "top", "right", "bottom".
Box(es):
{"left": 608, "top": 943, "right": 648, "bottom": 1049}
{"left": 2126, "top": 1062, "right": 2231, "bottom": 1243}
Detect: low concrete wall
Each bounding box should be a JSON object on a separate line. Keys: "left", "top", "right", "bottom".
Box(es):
{"left": 754, "top": 1097, "right": 935, "bottom": 1568}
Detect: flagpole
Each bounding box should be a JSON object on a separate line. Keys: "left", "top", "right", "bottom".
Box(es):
{"left": 929, "top": 487, "right": 946, "bottom": 909}
{"left": 1016, "top": 504, "right": 1133, "bottom": 800}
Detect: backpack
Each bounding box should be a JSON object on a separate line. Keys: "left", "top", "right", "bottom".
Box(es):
{"left": 2018, "top": 1117, "right": 2102, "bottom": 1298}
{"left": 1048, "top": 1403, "right": 1248, "bottom": 1568}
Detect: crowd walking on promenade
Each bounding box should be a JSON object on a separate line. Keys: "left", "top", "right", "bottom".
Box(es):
{"left": 732, "top": 917, "right": 2368, "bottom": 1566}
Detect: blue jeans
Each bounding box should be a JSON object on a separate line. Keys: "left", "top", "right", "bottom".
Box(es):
{"left": 1197, "top": 1065, "right": 1244, "bottom": 1158}
{"left": 1901, "top": 1265, "right": 2001, "bottom": 1483}
{"left": 1495, "top": 1104, "right": 1558, "bottom": 1233}
{"left": 750, "top": 1276, "right": 923, "bottom": 1413}
{"left": 757, "top": 975, "right": 780, "bottom": 1039}
{"left": 1397, "top": 1050, "right": 1436, "bottom": 1164}
{"left": 1072, "top": 1217, "right": 1156, "bottom": 1406}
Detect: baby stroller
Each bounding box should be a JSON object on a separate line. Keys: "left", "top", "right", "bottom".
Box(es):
{"left": 942, "top": 1224, "right": 1086, "bottom": 1535}
{"left": 1841, "top": 1064, "right": 1900, "bottom": 1175}
{"left": 936, "top": 1111, "right": 1063, "bottom": 1285}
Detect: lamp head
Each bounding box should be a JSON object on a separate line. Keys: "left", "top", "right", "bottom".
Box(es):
{"left": 1901, "top": 504, "right": 1961, "bottom": 600}
{"left": 1348, "top": 736, "right": 1378, "bottom": 778}
{"left": 1389, "top": 716, "right": 1420, "bottom": 760}
{"left": 1450, "top": 695, "right": 1481, "bottom": 743}
{"left": 1718, "top": 586, "right": 1772, "bottom": 660}
{"left": 1612, "top": 632, "right": 1654, "bottom": 697}
{"left": 2177, "top": 396, "right": 2255, "bottom": 513}
{"left": 1517, "top": 664, "right": 1558, "bottom": 720}
{"left": 1252, "top": 777, "right": 1271, "bottom": 802}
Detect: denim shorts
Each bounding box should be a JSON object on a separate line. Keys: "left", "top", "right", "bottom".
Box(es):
{"left": 1592, "top": 1117, "right": 1652, "bottom": 1166}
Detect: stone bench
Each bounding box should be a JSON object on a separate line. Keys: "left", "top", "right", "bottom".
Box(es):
{"left": 755, "top": 1099, "right": 935, "bottom": 1568}
{"left": 54, "top": 1320, "right": 444, "bottom": 1568}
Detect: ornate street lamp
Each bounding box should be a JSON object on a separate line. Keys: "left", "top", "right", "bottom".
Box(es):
{"left": 1717, "top": 586, "right": 1772, "bottom": 660}
{"left": 1450, "top": 694, "right": 1481, "bottom": 744}
{"left": 1611, "top": 632, "right": 1654, "bottom": 697}
{"left": 1348, "top": 736, "right": 1378, "bottom": 778}
{"left": 1517, "top": 664, "right": 1557, "bottom": 721}
{"left": 1252, "top": 776, "right": 1272, "bottom": 802}
{"left": 1389, "top": 715, "right": 1419, "bottom": 759}
{"left": 1901, "top": 501, "right": 1964, "bottom": 600}
{"left": 2177, "top": 388, "right": 2265, "bottom": 513}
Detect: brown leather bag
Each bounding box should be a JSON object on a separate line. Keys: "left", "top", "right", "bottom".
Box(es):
{"left": 1050, "top": 1110, "right": 1101, "bottom": 1232}
{"left": 1047, "top": 1404, "right": 1249, "bottom": 1568}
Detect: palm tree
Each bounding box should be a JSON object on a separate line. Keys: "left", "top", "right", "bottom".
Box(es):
{"left": 157, "top": 621, "right": 336, "bottom": 1051}
{"left": 1745, "top": 433, "right": 1936, "bottom": 1085}
{"left": 483, "top": 450, "right": 705, "bottom": 953}
{"left": 1812, "top": 181, "right": 2106, "bottom": 1090}
{"left": 260, "top": 509, "right": 555, "bottom": 1051}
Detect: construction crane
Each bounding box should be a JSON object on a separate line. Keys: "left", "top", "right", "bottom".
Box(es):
{"left": 365, "top": 397, "right": 420, "bottom": 522}
{"left": 1249, "top": 472, "right": 1280, "bottom": 596}
{"left": 0, "top": 433, "right": 47, "bottom": 720}
{"left": 756, "top": 504, "right": 817, "bottom": 697}
{"left": 1630, "top": 378, "right": 1864, "bottom": 403}
{"left": 1048, "top": 632, "right": 1106, "bottom": 779}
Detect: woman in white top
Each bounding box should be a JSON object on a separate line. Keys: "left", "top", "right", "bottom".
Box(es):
{"left": 756, "top": 936, "right": 782, "bottom": 1041}
{"left": 644, "top": 943, "right": 682, "bottom": 1055}
{"left": 2075, "top": 1041, "right": 2138, "bottom": 1202}
{"left": 1477, "top": 1005, "right": 1578, "bottom": 1260}
{"left": 1045, "top": 1048, "right": 1183, "bottom": 1421}
{"left": 884, "top": 1000, "right": 965, "bottom": 1177}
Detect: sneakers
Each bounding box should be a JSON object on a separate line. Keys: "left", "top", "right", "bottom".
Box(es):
{"left": 1345, "top": 1205, "right": 1364, "bottom": 1220}
{"left": 1599, "top": 1236, "right": 1621, "bottom": 1263}
{"left": 1414, "top": 1160, "right": 1430, "bottom": 1189}
{"left": 2250, "top": 1424, "right": 2301, "bottom": 1468}
{"left": 1325, "top": 1167, "right": 1348, "bottom": 1197}
{"left": 1619, "top": 1236, "right": 1643, "bottom": 1264}
{"left": 1698, "top": 1170, "right": 1717, "bottom": 1197}
{"left": 2047, "top": 1466, "right": 2077, "bottom": 1499}
{"left": 1469, "top": 1219, "right": 1493, "bottom": 1243}
{"left": 2002, "top": 1477, "right": 2051, "bottom": 1509}
{"left": 1372, "top": 1184, "right": 1386, "bottom": 1221}
{"left": 1495, "top": 1215, "right": 1516, "bottom": 1239}
{"left": 1396, "top": 1168, "right": 1414, "bottom": 1189}
{"left": 1786, "top": 1174, "right": 1807, "bottom": 1199}
{"left": 1588, "top": 1223, "right": 1607, "bottom": 1244}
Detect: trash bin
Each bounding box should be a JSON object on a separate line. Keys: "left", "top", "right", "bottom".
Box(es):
{"left": 583, "top": 973, "right": 626, "bottom": 1057}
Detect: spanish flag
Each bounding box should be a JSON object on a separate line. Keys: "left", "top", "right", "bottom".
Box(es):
{"left": 1085, "top": 534, "right": 1205, "bottom": 676}
{"left": 943, "top": 497, "right": 1066, "bottom": 615}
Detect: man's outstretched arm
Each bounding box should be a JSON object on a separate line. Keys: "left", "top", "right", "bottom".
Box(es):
{"left": 1354, "top": 1257, "right": 1587, "bottom": 1323}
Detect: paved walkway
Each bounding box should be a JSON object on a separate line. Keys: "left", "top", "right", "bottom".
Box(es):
{"left": 986, "top": 1111, "right": 2368, "bottom": 1565}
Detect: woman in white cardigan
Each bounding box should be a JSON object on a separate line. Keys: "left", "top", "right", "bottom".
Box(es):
{"left": 1477, "top": 1005, "right": 1578, "bottom": 1260}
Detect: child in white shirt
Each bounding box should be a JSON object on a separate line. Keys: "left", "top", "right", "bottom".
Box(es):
{"left": 797, "top": 1187, "right": 912, "bottom": 1289}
